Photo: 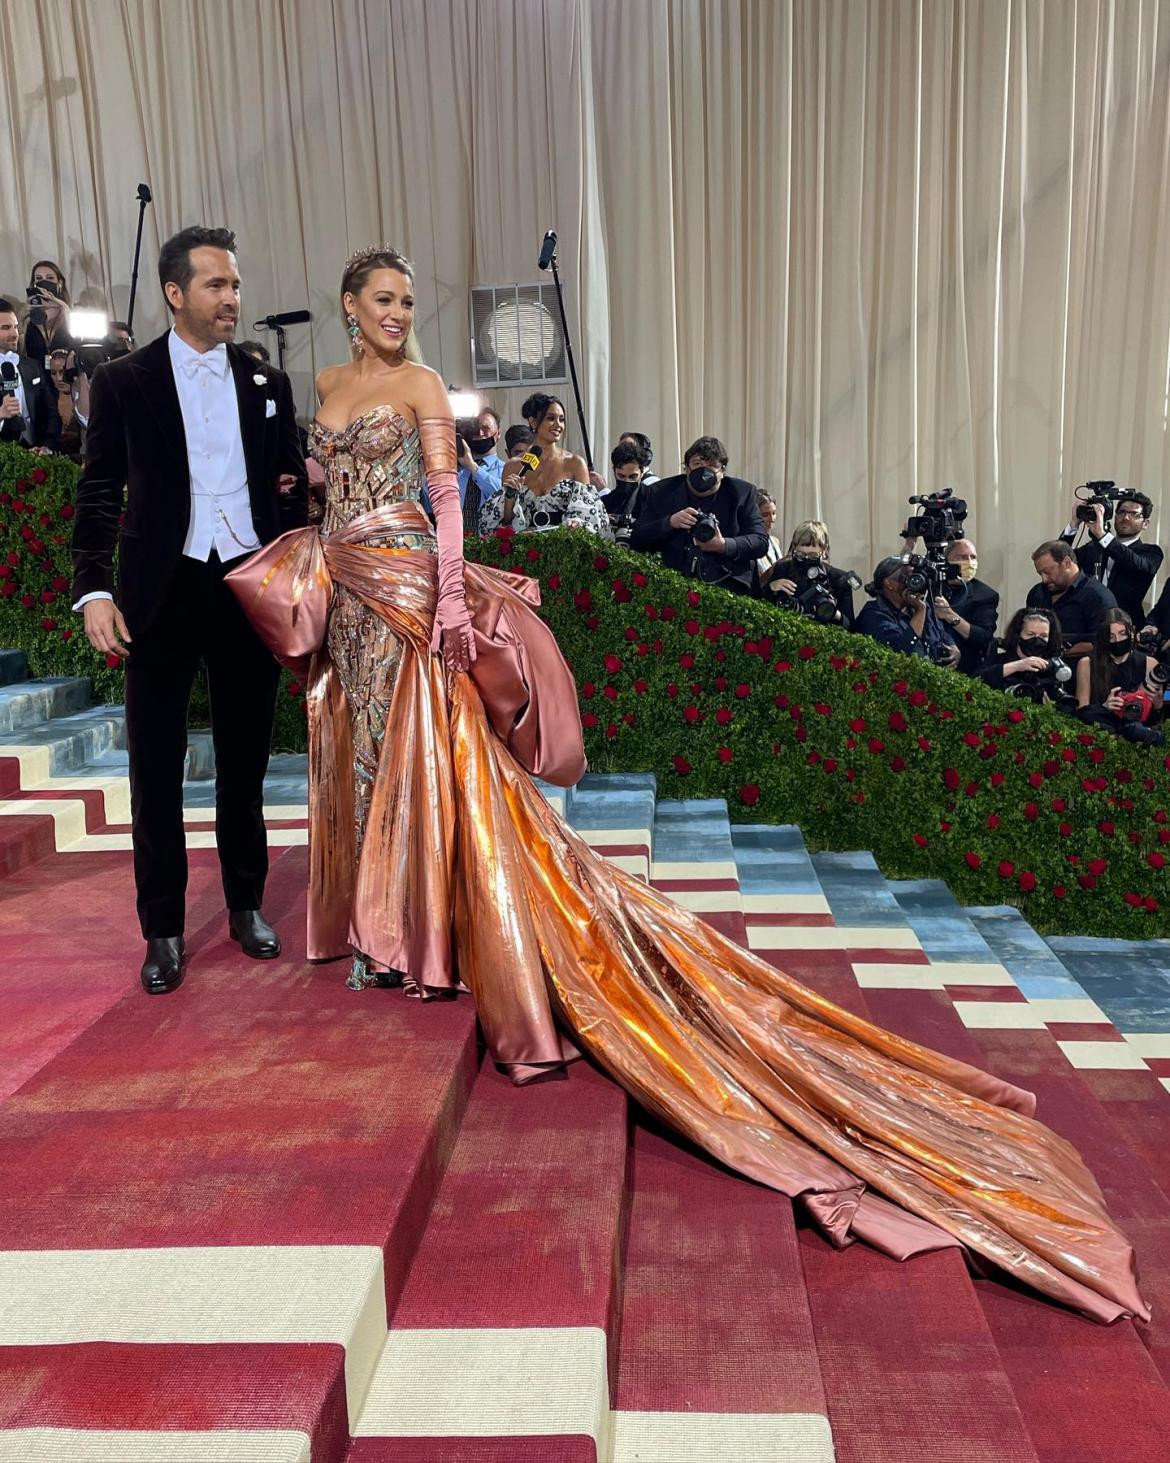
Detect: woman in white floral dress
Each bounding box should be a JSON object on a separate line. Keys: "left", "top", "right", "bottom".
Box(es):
{"left": 478, "top": 392, "right": 612, "bottom": 539}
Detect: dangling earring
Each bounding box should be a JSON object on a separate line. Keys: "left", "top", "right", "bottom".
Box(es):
{"left": 347, "top": 312, "right": 363, "bottom": 356}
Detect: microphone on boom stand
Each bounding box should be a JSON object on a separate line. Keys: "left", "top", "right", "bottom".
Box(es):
{"left": 252, "top": 309, "right": 312, "bottom": 372}
{"left": 538, "top": 229, "right": 593, "bottom": 472}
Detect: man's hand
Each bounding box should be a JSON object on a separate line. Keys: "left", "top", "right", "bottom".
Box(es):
{"left": 82, "top": 599, "right": 131, "bottom": 659}
{"left": 699, "top": 523, "right": 727, "bottom": 553}
{"left": 31, "top": 445, "right": 52, "bottom": 456}
{"left": 1088, "top": 501, "right": 1106, "bottom": 539}
{"left": 459, "top": 439, "right": 476, "bottom": 474}
{"left": 941, "top": 642, "right": 962, "bottom": 668}
{"left": 669, "top": 506, "right": 700, "bottom": 531}
{"left": 588, "top": 469, "right": 607, "bottom": 492}
{"left": 769, "top": 577, "right": 798, "bottom": 597}
{"left": 0, "top": 394, "right": 21, "bottom": 421}
{"left": 1009, "top": 655, "right": 1050, "bottom": 676}
{"left": 933, "top": 594, "right": 955, "bottom": 621}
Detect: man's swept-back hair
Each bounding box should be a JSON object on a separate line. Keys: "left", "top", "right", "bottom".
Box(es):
{"left": 158, "top": 226, "right": 238, "bottom": 311}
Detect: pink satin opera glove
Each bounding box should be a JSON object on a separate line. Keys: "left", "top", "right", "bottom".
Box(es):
{"left": 419, "top": 417, "right": 477, "bottom": 673}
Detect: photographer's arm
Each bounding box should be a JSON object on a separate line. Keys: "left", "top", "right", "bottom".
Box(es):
{"left": 1074, "top": 657, "right": 1092, "bottom": 708}
{"left": 1097, "top": 534, "right": 1164, "bottom": 579}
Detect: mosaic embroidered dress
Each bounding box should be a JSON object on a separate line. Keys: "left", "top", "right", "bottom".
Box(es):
{"left": 478, "top": 475, "right": 612, "bottom": 539}
{"left": 299, "top": 406, "right": 1147, "bottom": 1326}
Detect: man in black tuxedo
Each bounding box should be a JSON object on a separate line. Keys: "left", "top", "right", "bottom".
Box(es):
{"left": 72, "top": 227, "right": 307, "bottom": 994}
{"left": 629, "top": 434, "right": 767, "bottom": 595}
{"left": 0, "top": 300, "right": 61, "bottom": 453}
{"left": 1060, "top": 490, "right": 1162, "bottom": 625}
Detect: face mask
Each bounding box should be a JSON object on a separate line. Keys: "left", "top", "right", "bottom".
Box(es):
{"left": 615, "top": 476, "right": 641, "bottom": 491}
{"left": 1111, "top": 636, "right": 1133, "bottom": 657}
{"left": 957, "top": 559, "right": 977, "bottom": 581}
{"left": 687, "top": 466, "right": 717, "bottom": 493}
{"left": 1018, "top": 636, "right": 1048, "bottom": 656}
{"left": 467, "top": 433, "right": 495, "bottom": 457}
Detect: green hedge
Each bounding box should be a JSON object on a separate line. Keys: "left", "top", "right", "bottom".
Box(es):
{"left": 5, "top": 439, "right": 1169, "bottom": 938}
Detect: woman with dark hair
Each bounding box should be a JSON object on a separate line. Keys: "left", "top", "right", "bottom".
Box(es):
{"left": 978, "top": 608, "right": 1066, "bottom": 696}
{"left": 478, "top": 391, "right": 611, "bottom": 538}
{"left": 1075, "top": 608, "right": 1163, "bottom": 742}
{"left": 240, "top": 246, "right": 1149, "bottom": 1327}
{"left": 24, "top": 259, "right": 72, "bottom": 363}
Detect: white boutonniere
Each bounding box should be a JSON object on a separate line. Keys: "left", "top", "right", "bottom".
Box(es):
{"left": 252, "top": 372, "right": 267, "bottom": 387}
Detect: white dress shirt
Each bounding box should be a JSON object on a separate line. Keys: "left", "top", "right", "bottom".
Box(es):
{"left": 168, "top": 329, "right": 260, "bottom": 561}
{"left": 74, "top": 331, "right": 261, "bottom": 610}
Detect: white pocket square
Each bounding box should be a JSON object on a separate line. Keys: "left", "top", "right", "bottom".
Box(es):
{"left": 265, "top": 398, "right": 277, "bottom": 418}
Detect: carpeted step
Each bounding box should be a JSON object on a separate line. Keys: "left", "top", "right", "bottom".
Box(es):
{"left": 0, "top": 705, "right": 126, "bottom": 795}
{"left": 0, "top": 650, "right": 29, "bottom": 687}
{"left": 651, "top": 797, "right": 745, "bottom": 943}
{"left": 739, "top": 839, "right": 1042, "bottom": 1462}
{"left": 611, "top": 1118, "right": 834, "bottom": 1463}
{"left": 0, "top": 849, "right": 479, "bottom": 1463}
{"left": 0, "top": 676, "right": 91, "bottom": 735}
{"left": 877, "top": 876, "right": 1170, "bottom": 1459}
{"left": 562, "top": 771, "right": 657, "bottom": 880}
{"left": 349, "top": 1059, "right": 628, "bottom": 1460}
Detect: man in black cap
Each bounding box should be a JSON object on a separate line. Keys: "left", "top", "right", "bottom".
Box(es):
{"left": 854, "top": 556, "right": 959, "bottom": 664}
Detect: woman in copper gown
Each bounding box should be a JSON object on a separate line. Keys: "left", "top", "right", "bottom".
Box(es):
{"left": 298, "top": 246, "right": 1146, "bottom": 1326}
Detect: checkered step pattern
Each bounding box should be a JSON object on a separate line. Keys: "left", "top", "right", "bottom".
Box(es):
{"left": 2, "top": 664, "right": 1170, "bottom": 1460}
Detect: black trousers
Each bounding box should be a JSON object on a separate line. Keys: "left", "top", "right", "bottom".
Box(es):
{"left": 124, "top": 552, "right": 280, "bottom": 938}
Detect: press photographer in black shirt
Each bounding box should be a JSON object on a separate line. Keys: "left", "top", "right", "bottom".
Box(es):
{"left": 759, "top": 519, "right": 857, "bottom": 627}
{"left": 1074, "top": 609, "right": 1163, "bottom": 745}
{"left": 1060, "top": 485, "right": 1162, "bottom": 624}
{"left": 979, "top": 608, "right": 1074, "bottom": 706}
{"left": 1026, "top": 540, "right": 1116, "bottom": 658}
{"left": 630, "top": 435, "right": 767, "bottom": 595}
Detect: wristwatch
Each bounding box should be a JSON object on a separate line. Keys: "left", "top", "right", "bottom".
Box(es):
{"left": 503, "top": 486, "right": 518, "bottom": 501}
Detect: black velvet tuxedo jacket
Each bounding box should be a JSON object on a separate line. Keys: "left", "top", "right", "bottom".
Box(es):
{"left": 0, "top": 356, "right": 62, "bottom": 451}
{"left": 71, "top": 333, "right": 308, "bottom": 634}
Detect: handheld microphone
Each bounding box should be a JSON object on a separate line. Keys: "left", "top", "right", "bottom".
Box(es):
{"left": 537, "top": 231, "right": 557, "bottom": 271}
{"left": 254, "top": 309, "right": 313, "bottom": 329}
{"left": 0, "top": 361, "right": 17, "bottom": 396}
{"left": 517, "top": 444, "right": 543, "bottom": 476}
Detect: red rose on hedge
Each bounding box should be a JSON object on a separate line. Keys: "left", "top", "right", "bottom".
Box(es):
{"left": 574, "top": 589, "right": 592, "bottom": 609}
{"left": 888, "top": 711, "right": 908, "bottom": 732}
{"left": 581, "top": 712, "right": 599, "bottom": 728}
{"left": 998, "top": 860, "right": 1014, "bottom": 877}
{"left": 683, "top": 705, "right": 703, "bottom": 724}
{"left": 740, "top": 784, "right": 761, "bottom": 805}
{"left": 715, "top": 708, "right": 733, "bottom": 724}
{"left": 104, "top": 653, "right": 121, "bottom": 668}
{"left": 604, "top": 654, "right": 622, "bottom": 673}
{"left": 912, "top": 833, "right": 928, "bottom": 848}
{"left": 965, "top": 852, "right": 982, "bottom": 869}
{"left": 1087, "top": 858, "right": 1108, "bottom": 876}
{"left": 1149, "top": 852, "right": 1166, "bottom": 870}
{"left": 673, "top": 755, "right": 692, "bottom": 774}
{"left": 718, "top": 746, "right": 733, "bottom": 762}
{"left": 798, "top": 645, "right": 816, "bottom": 660}
{"left": 30, "top": 467, "right": 46, "bottom": 484}
{"left": 1053, "top": 884, "right": 1067, "bottom": 899}
{"left": 1018, "top": 871, "right": 1037, "bottom": 892}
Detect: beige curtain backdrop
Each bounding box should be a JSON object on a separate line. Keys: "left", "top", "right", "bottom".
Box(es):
{"left": 2, "top": 0, "right": 1169, "bottom": 613}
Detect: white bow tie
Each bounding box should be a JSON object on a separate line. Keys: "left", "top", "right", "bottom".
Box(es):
{"left": 180, "top": 346, "right": 227, "bottom": 378}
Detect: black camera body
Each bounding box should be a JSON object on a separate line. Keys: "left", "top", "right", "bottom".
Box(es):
{"left": 904, "top": 487, "right": 968, "bottom": 548}
{"left": 610, "top": 513, "right": 636, "bottom": 546}
{"left": 691, "top": 510, "right": 720, "bottom": 544}
{"left": 900, "top": 552, "right": 957, "bottom": 599}
{"left": 1137, "top": 626, "right": 1170, "bottom": 687}
{"left": 1074, "top": 479, "right": 1125, "bottom": 527}
{"left": 1005, "top": 656, "right": 1075, "bottom": 708}
{"left": 771, "top": 558, "right": 846, "bottom": 624}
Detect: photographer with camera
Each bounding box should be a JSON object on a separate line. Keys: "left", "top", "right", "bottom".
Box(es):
{"left": 0, "top": 299, "right": 61, "bottom": 454}
{"left": 599, "top": 440, "right": 647, "bottom": 545}
{"left": 855, "top": 555, "right": 960, "bottom": 664}
{"left": 1026, "top": 540, "right": 1117, "bottom": 659}
{"left": 1074, "top": 609, "right": 1164, "bottom": 745}
{"left": 978, "top": 608, "right": 1075, "bottom": 707}
{"left": 760, "top": 519, "right": 858, "bottom": 627}
{"left": 23, "top": 260, "right": 73, "bottom": 364}
{"left": 630, "top": 435, "right": 767, "bottom": 595}
{"left": 1060, "top": 483, "right": 1162, "bottom": 624}
{"left": 454, "top": 406, "right": 504, "bottom": 533}
{"left": 931, "top": 538, "right": 999, "bottom": 674}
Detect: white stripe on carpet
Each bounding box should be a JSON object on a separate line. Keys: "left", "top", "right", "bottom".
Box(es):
{"left": 611, "top": 1409, "right": 835, "bottom": 1462}
{"left": 749, "top": 925, "right": 921, "bottom": 950}
{"left": 0, "top": 1430, "right": 311, "bottom": 1462}
{"left": 353, "top": 1326, "right": 610, "bottom": 1440}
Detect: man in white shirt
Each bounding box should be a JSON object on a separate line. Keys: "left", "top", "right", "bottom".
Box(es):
{"left": 0, "top": 300, "right": 60, "bottom": 454}
{"left": 72, "top": 227, "right": 307, "bottom": 994}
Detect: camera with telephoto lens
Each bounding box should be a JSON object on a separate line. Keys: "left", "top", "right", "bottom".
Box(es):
{"left": 1004, "top": 655, "right": 1075, "bottom": 709}
{"left": 691, "top": 510, "right": 720, "bottom": 544}
{"left": 1136, "top": 626, "right": 1170, "bottom": 686}
{"left": 610, "top": 513, "right": 636, "bottom": 546}
{"left": 771, "top": 557, "right": 847, "bottom": 624}
{"left": 1074, "top": 480, "right": 1124, "bottom": 527}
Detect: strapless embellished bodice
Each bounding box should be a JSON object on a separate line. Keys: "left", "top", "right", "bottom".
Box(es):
{"left": 309, "top": 405, "right": 430, "bottom": 542}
